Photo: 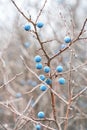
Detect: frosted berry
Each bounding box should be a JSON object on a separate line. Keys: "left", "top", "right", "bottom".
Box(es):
{"left": 36, "top": 63, "right": 43, "bottom": 69}
{"left": 37, "top": 22, "right": 44, "bottom": 28}
{"left": 56, "top": 65, "right": 63, "bottom": 72}
{"left": 45, "top": 78, "right": 52, "bottom": 85}
{"left": 44, "top": 66, "right": 50, "bottom": 73}
{"left": 38, "top": 111, "right": 45, "bottom": 118}
{"left": 58, "top": 77, "right": 65, "bottom": 85}
{"left": 64, "top": 36, "right": 71, "bottom": 43}
{"left": 34, "top": 55, "right": 42, "bottom": 62}
{"left": 35, "top": 124, "right": 41, "bottom": 130}
{"left": 39, "top": 74, "right": 45, "bottom": 81}
{"left": 24, "top": 24, "right": 31, "bottom": 31}
{"left": 40, "top": 84, "right": 47, "bottom": 91}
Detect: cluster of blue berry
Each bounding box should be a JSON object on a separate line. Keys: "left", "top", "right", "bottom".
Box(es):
{"left": 24, "top": 22, "right": 71, "bottom": 130}
{"left": 24, "top": 22, "right": 44, "bottom": 31}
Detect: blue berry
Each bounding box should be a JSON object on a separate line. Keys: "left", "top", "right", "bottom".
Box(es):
{"left": 35, "top": 124, "right": 41, "bottom": 130}
{"left": 36, "top": 63, "right": 43, "bottom": 69}
{"left": 39, "top": 74, "right": 45, "bottom": 81}
{"left": 54, "top": 50, "right": 59, "bottom": 54}
{"left": 16, "top": 93, "right": 22, "bottom": 98}
{"left": 45, "top": 78, "right": 52, "bottom": 85}
{"left": 60, "top": 44, "right": 66, "bottom": 49}
{"left": 27, "top": 79, "right": 32, "bottom": 85}
{"left": 34, "top": 55, "right": 42, "bottom": 62}
{"left": 31, "top": 81, "right": 37, "bottom": 87}
{"left": 40, "top": 84, "right": 47, "bottom": 91}
{"left": 20, "top": 80, "right": 26, "bottom": 86}
{"left": 36, "top": 22, "right": 44, "bottom": 28}
{"left": 24, "top": 42, "right": 30, "bottom": 48}
{"left": 44, "top": 66, "right": 50, "bottom": 73}
{"left": 56, "top": 65, "right": 63, "bottom": 72}
{"left": 24, "top": 24, "right": 31, "bottom": 31}
{"left": 64, "top": 36, "right": 71, "bottom": 43}
{"left": 58, "top": 78, "right": 65, "bottom": 85}
{"left": 38, "top": 111, "right": 45, "bottom": 118}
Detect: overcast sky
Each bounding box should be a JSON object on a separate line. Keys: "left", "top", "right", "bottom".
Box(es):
{"left": 0, "top": 0, "right": 87, "bottom": 29}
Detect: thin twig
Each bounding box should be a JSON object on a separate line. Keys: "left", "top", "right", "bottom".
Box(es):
{"left": 64, "top": 51, "right": 73, "bottom": 130}
{"left": 0, "top": 121, "right": 9, "bottom": 130}
{"left": 0, "top": 72, "right": 24, "bottom": 89}
{"left": 35, "top": 0, "right": 47, "bottom": 23}
{"left": 50, "top": 18, "right": 87, "bottom": 61}
{"left": 11, "top": 0, "right": 34, "bottom": 25}
{"left": 72, "top": 87, "right": 87, "bottom": 101}
{"left": 20, "top": 56, "right": 68, "bottom": 105}
{"left": 51, "top": 61, "right": 87, "bottom": 78}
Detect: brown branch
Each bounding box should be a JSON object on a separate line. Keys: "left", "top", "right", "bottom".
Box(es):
{"left": 64, "top": 52, "right": 73, "bottom": 130}
{"left": 11, "top": 0, "right": 49, "bottom": 61}
{"left": 42, "top": 39, "right": 56, "bottom": 44}
{"left": 20, "top": 56, "right": 68, "bottom": 105}
{"left": 78, "top": 37, "right": 87, "bottom": 40}
{"left": 11, "top": 0, "right": 34, "bottom": 25}
{"left": 50, "top": 83, "right": 57, "bottom": 120}
{"left": 35, "top": 0, "right": 47, "bottom": 23}
{"left": 72, "top": 86, "right": 87, "bottom": 101}
{"left": 0, "top": 72, "right": 24, "bottom": 89}
{"left": 24, "top": 84, "right": 42, "bottom": 94}
{"left": 77, "top": 18, "right": 87, "bottom": 38}
{"left": 34, "top": 25, "right": 50, "bottom": 60}
{"left": 0, "top": 121, "right": 8, "bottom": 130}
{"left": 31, "top": 117, "right": 55, "bottom": 122}
{"left": 51, "top": 61, "right": 87, "bottom": 78}
{"left": 3, "top": 103, "right": 55, "bottom": 130}
{"left": 50, "top": 18, "right": 87, "bottom": 61}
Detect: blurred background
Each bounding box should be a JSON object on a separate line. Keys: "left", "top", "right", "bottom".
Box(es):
{"left": 0, "top": 0, "right": 87, "bottom": 130}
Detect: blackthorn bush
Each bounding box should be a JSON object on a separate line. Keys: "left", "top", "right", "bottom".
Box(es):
{"left": 0, "top": 0, "right": 87, "bottom": 130}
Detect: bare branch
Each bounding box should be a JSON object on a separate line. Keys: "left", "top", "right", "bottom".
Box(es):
{"left": 72, "top": 87, "right": 87, "bottom": 101}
